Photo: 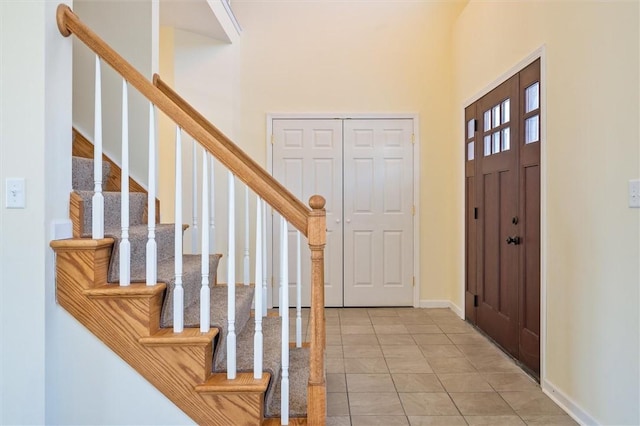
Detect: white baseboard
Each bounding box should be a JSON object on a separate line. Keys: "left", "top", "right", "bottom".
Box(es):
{"left": 542, "top": 379, "right": 600, "bottom": 426}
{"left": 419, "top": 300, "right": 464, "bottom": 318}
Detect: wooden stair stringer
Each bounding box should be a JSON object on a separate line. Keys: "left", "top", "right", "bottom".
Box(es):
{"left": 50, "top": 238, "right": 270, "bottom": 425}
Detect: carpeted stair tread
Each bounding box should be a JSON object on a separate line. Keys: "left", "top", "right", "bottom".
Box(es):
{"left": 75, "top": 190, "right": 147, "bottom": 236}
{"left": 105, "top": 223, "right": 177, "bottom": 283}
{"left": 190, "top": 285, "right": 255, "bottom": 359}
{"left": 72, "top": 156, "right": 110, "bottom": 191}
{"left": 266, "top": 346, "right": 309, "bottom": 418}
{"left": 214, "top": 315, "right": 308, "bottom": 418}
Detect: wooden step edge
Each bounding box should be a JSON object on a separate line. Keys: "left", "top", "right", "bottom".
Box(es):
{"left": 289, "top": 342, "right": 311, "bottom": 349}
{"left": 216, "top": 282, "right": 255, "bottom": 288}
{"left": 83, "top": 282, "right": 166, "bottom": 299}
{"left": 50, "top": 237, "right": 115, "bottom": 251}
{"left": 195, "top": 372, "right": 271, "bottom": 394}
{"left": 262, "top": 417, "right": 307, "bottom": 425}
{"left": 139, "top": 327, "right": 218, "bottom": 347}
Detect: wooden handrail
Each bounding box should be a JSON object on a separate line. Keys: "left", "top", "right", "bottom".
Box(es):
{"left": 56, "top": 4, "right": 310, "bottom": 235}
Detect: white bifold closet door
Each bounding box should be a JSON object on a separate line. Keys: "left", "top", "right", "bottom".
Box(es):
{"left": 272, "top": 118, "right": 414, "bottom": 307}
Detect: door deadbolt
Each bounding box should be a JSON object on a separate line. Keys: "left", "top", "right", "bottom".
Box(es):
{"left": 506, "top": 236, "right": 521, "bottom": 245}
{"left": 512, "top": 216, "right": 519, "bottom": 225}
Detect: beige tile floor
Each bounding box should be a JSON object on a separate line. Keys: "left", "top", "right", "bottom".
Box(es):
{"left": 310, "top": 307, "right": 577, "bottom": 426}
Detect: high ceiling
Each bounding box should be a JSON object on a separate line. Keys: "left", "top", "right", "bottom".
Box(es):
{"left": 160, "top": 0, "right": 240, "bottom": 42}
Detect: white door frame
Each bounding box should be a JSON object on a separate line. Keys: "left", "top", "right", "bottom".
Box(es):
{"left": 267, "top": 112, "right": 421, "bottom": 308}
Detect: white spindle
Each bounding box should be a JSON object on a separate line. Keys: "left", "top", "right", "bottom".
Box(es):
{"left": 262, "top": 199, "right": 268, "bottom": 317}
{"left": 227, "top": 171, "right": 237, "bottom": 379}
{"left": 253, "top": 197, "right": 263, "bottom": 379}
{"left": 200, "top": 154, "right": 210, "bottom": 332}
{"left": 119, "top": 79, "right": 130, "bottom": 286}
{"left": 243, "top": 185, "right": 250, "bottom": 286}
{"left": 146, "top": 103, "right": 157, "bottom": 286}
{"left": 92, "top": 55, "right": 104, "bottom": 239}
{"left": 296, "top": 231, "right": 302, "bottom": 347}
{"left": 280, "top": 215, "right": 290, "bottom": 425}
{"left": 191, "top": 141, "right": 199, "bottom": 253}
{"left": 174, "top": 127, "right": 184, "bottom": 332}
{"left": 209, "top": 154, "right": 215, "bottom": 254}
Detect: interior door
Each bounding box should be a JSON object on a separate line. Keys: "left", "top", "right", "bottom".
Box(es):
{"left": 343, "top": 119, "right": 414, "bottom": 306}
{"left": 272, "top": 117, "right": 416, "bottom": 308}
{"left": 465, "top": 59, "right": 541, "bottom": 376}
{"left": 271, "top": 119, "right": 344, "bottom": 307}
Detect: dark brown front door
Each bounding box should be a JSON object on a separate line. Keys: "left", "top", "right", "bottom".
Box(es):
{"left": 465, "top": 59, "right": 541, "bottom": 376}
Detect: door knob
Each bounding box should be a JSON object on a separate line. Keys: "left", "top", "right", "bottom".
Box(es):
{"left": 506, "top": 236, "right": 521, "bottom": 245}
{"left": 346, "top": 219, "right": 351, "bottom": 224}
{"left": 336, "top": 219, "right": 341, "bottom": 223}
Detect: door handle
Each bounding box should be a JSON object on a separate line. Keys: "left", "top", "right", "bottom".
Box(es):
{"left": 506, "top": 236, "right": 521, "bottom": 245}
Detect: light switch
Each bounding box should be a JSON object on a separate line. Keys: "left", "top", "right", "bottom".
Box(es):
{"left": 629, "top": 179, "right": 640, "bottom": 208}
{"left": 6, "top": 178, "right": 25, "bottom": 209}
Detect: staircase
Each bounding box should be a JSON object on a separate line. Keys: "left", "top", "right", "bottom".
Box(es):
{"left": 52, "top": 5, "right": 327, "bottom": 424}
{"left": 51, "top": 143, "right": 310, "bottom": 424}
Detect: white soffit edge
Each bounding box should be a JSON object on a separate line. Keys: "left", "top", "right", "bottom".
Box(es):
{"left": 160, "top": 0, "right": 241, "bottom": 43}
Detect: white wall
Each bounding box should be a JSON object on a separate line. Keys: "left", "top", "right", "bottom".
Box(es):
{"left": 452, "top": 1, "right": 639, "bottom": 424}
{"left": 72, "top": 0, "right": 156, "bottom": 187}
{"left": 0, "top": 1, "right": 192, "bottom": 424}
{"left": 0, "top": 2, "right": 48, "bottom": 423}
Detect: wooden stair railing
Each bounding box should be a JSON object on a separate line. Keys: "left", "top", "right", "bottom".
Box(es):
{"left": 56, "top": 4, "right": 326, "bottom": 424}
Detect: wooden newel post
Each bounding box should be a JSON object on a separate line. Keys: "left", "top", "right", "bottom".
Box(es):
{"left": 307, "top": 195, "right": 326, "bottom": 426}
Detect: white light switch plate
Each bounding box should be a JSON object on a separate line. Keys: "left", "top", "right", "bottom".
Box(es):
{"left": 5, "top": 178, "right": 25, "bottom": 209}
{"left": 629, "top": 179, "right": 640, "bottom": 208}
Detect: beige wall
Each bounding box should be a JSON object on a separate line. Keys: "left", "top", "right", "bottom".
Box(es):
{"left": 453, "top": 1, "right": 639, "bottom": 424}
{"left": 161, "top": 1, "right": 639, "bottom": 423}
{"left": 163, "top": 0, "right": 468, "bottom": 302}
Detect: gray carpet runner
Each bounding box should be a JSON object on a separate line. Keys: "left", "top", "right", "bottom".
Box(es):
{"left": 72, "top": 155, "right": 308, "bottom": 418}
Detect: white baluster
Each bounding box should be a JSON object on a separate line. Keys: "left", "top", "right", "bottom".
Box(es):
{"left": 253, "top": 197, "right": 263, "bottom": 379}
{"left": 243, "top": 185, "right": 250, "bottom": 286}
{"left": 200, "top": 154, "right": 210, "bottom": 332}
{"left": 296, "top": 231, "right": 302, "bottom": 347}
{"left": 119, "top": 79, "right": 130, "bottom": 286}
{"left": 227, "top": 171, "right": 237, "bottom": 379}
{"left": 191, "top": 140, "right": 199, "bottom": 254}
{"left": 280, "top": 215, "right": 290, "bottom": 425}
{"left": 262, "top": 199, "right": 267, "bottom": 317}
{"left": 209, "top": 154, "right": 215, "bottom": 254}
{"left": 278, "top": 215, "right": 283, "bottom": 317}
{"left": 92, "top": 55, "right": 104, "bottom": 239}
{"left": 146, "top": 103, "right": 157, "bottom": 286}
{"left": 174, "top": 127, "right": 184, "bottom": 333}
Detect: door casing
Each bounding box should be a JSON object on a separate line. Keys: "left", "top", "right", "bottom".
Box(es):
{"left": 267, "top": 113, "right": 421, "bottom": 309}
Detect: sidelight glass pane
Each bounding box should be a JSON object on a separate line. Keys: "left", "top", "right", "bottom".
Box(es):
{"left": 492, "top": 105, "right": 501, "bottom": 128}
{"left": 483, "top": 110, "right": 491, "bottom": 131}
{"left": 501, "top": 99, "right": 510, "bottom": 123}
{"left": 484, "top": 135, "right": 491, "bottom": 156}
{"left": 467, "top": 120, "right": 475, "bottom": 139}
{"left": 492, "top": 132, "right": 500, "bottom": 154}
{"left": 525, "top": 82, "right": 540, "bottom": 113}
{"left": 467, "top": 141, "right": 475, "bottom": 160}
{"left": 525, "top": 115, "right": 539, "bottom": 144}
{"left": 502, "top": 127, "right": 511, "bottom": 151}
